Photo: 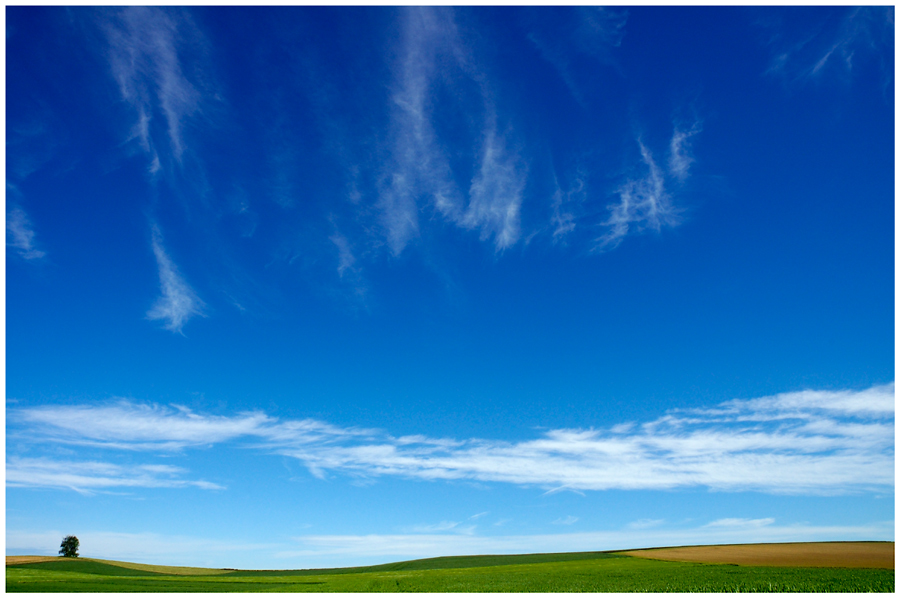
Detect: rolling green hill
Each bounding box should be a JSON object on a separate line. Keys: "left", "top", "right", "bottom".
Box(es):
{"left": 6, "top": 544, "right": 895, "bottom": 593}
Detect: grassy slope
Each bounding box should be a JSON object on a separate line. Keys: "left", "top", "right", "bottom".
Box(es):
{"left": 238, "top": 549, "right": 627, "bottom": 576}
{"left": 88, "top": 558, "right": 233, "bottom": 576}
{"left": 6, "top": 549, "right": 895, "bottom": 593}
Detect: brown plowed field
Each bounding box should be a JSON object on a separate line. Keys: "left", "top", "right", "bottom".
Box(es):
{"left": 623, "top": 541, "right": 894, "bottom": 569}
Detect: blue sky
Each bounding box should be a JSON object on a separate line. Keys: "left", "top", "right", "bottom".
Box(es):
{"left": 5, "top": 6, "right": 894, "bottom": 569}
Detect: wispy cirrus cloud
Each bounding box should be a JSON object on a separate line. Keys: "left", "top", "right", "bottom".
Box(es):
{"left": 668, "top": 122, "right": 702, "bottom": 182}
{"left": 463, "top": 124, "right": 527, "bottom": 251}
{"left": 406, "top": 520, "right": 476, "bottom": 535}
{"left": 147, "top": 225, "right": 206, "bottom": 333}
{"left": 6, "top": 204, "right": 46, "bottom": 260}
{"left": 549, "top": 175, "right": 586, "bottom": 242}
{"left": 328, "top": 228, "right": 368, "bottom": 303}
{"left": 378, "top": 6, "right": 458, "bottom": 255}
{"left": 552, "top": 515, "right": 579, "bottom": 526}
{"left": 378, "top": 7, "right": 526, "bottom": 255}
{"left": 101, "top": 6, "right": 206, "bottom": 170}
{"left": 596, "top": 122, "right": 701, "bottom": 251}
{"left": 704, "top": 517, "right": 775, "bottom": 528}
{"left": 762, "top": 7, "right": 893, "bottom": 85}
{"left": 6, "top": 112, "right": 66, "bottom": 181}
{"left": 11, "top": 383, "right": 893, "bottom": 496}
{"left": 330, "top": 231, "right": 357, "bottom": 279}
{"left": 11, "top": 399, "right": 370, "bottom": 456}
{"left": 527, "top": 7, "right": 627, "bottom": 106}
{"left": 714, "top": 384, "right": 894, "bottom": 418}
{"left": 596, "top": 140, "right": 676, "bottom": 250}
{"left": 626, "top": 518, "right": 665, "bottom": 530}
{"left": 14, "top": 400, "right": 272, "bottom": 451}
{"left": 6, "top": 457, "right": 222, "bottom": 494}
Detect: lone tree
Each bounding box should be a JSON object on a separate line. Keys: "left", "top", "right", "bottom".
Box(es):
{"left": 59, "top": 535, "right": 79, "bottom": 558}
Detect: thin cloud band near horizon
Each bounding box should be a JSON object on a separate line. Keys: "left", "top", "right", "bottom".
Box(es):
{"left": 9, "top": 382, "right": 893, "bottom": 496}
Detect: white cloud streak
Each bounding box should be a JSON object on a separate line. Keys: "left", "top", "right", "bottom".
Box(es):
{"left": 718, "top": 384, "right": 895, "bottom": 418}
{"left": 11, "top": 384, "right": 894, "bottom": 496}
{"left": 626, "top": 518, "right": 665, "bottom": 530}
{"left": 705, "top": 517, "right": 775, "bottom": 528}
{"left": 552, "top": 515, "right": 579, "bottom": 526}
{"left": 6, "top": 457, "right": 222, "bottom": 494}
{"left": 6, "top": 205, "right": 46, "bottom": 260}
{"left": 146, "top": 225, "right": 206, "bottom": 333}
{"left": 406, "top": 520, "right": 475, "bottom": 535}
{"left": 11, "top": 398, "right": 375, "bottom": 496}
{"left": 15, "top": 400, "right": 270, "bottom": 451}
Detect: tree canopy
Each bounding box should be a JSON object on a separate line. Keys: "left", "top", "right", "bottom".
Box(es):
{"left": 59, "top": 535, "right": 79, "bottom": 558}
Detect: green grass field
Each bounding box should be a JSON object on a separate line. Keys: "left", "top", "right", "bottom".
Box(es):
{"left": 6, "top": 548, "right": 895, "bottom": 593}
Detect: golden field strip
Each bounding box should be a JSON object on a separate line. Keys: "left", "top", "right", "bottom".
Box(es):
{"left": 5, "top": 556, "right": 229, "bottom": 575}
{"left": 623, "top": 541, "right": 894, "bottom": 569}
{"left": 6, "top": 556, "right": 60, "bottom": 565}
